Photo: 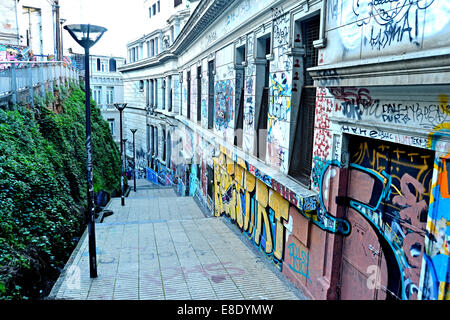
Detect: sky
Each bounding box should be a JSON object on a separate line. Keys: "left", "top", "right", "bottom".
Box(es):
{"left": 60, "top": 0, "right": 146, "bottom": 58}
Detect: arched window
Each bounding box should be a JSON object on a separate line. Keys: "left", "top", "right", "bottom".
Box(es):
{"left": 109, "top": 58, "right": 117, "bottom": 72}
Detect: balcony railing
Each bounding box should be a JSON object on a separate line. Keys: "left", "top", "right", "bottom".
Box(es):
{"left": 0, "top": 61, "right": 79, "bottom": 106}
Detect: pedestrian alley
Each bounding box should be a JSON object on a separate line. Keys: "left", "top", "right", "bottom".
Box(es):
{"left": 49, "top": 180, "right": 305, "bottom": 300}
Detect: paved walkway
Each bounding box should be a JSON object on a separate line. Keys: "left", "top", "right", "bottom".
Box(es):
{"left": 50, "top": 180, "right": 305, "bottom": 300}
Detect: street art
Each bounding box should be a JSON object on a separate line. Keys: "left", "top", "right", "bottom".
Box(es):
{"left": 425, "top": 155, "right": 450, "bottom": 300}
{"left": 336, "top": 0, "right": 450, "bottom": 51}
{"left": 212, "top": 148, "right": 352, "bottom": 270}
{"left": 189, "top": 163, "right": 199, "bottom": 196}
{"left": 213, "top": 152, "right": 289, "bottom": 269}
{"left": 214, "top": 80, "right": 234, "bottom": 130}
{"left": 0, "top": 44, "right": 34, "bottom": 69}
{"left": 272, "top": 7, "right": 289, "bottom": 47}
{"left": 268, "top": 73, "right": 291, "bottom": 122}
{"left": 313, "top": 137, "right": 449, "bottom": 300}
{"left": 313, "top": 88, "right": 333, "bottom": 162}
{"left": 267, "top": 72, "right": 291, "bottom": 171}
{"left": 287, "top": 242, "right": 312, "bottom": 283}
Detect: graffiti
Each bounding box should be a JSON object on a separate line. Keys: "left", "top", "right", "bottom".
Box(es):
{"left": 206, "top": 30, "right": 217, "bottom": 44}
{"left": 0, "top": 44, "right": 34, "bottom": 69}
{"left": 338, "top": 0, "right": 450, "bottom": 50}
{"left": 201, "top": 99, "right": 207, "bottom": 120}
{"left": 316, "top": 137, "right": 447, "bottom": 300}
{"left": 318, "top": 69, "right": 342, "bottom": 86}
{"left": 331, "top": 87, "right": 376, "bottom": 121}
{"left": 287, "top": 242, "right": 312, "bottom": 282}
{"left": 245, "top": 76, "right": 253, "bottom": 95}
{"left": 214, "top": 80, "right": 234, "bottom": 130}
{"left": 272, "top": 7, "right": 289, "bottom": 47}
{"left": 225, "top": 0, "right": 251, "bottom": 27}
{"left": 213, "top": 147, "right": 356, "bottom": 269}
{"left": 201, "top": 160, "right": 207, "bottom": 196}
{"left": 213, "top": 152, "right": 289, "bottom": 269}
{"left": 425, "top": 154, "right": 450, "bottom": 300}
{"left": 341, "top": 125, "right": 428, "bottom": 149}
{"left": 189, "top": 163, "right": 199, "bottom": 196}
{"left": 313, "top": 88, "right": 333, "bottom": 161}
{"left": 268, "top": 73, "right": 291, "bottom": 121}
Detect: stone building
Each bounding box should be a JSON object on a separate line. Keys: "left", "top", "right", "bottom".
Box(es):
{"left": 120, "top": 0, "right": 450, "bottom": 300}
{"left": 70, "top": 52, "right": 125, "bottom": 148}
{"left": 0, "top": 0, "right": 56, "bottom": 61}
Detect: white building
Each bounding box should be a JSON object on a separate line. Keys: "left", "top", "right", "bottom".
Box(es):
{"left": 119, "top": 0, "right": 199, "bottom": 173}
{"left": 71, "top": 52, "right": 125, "bottom": 144}
{"left": 0, "top": 0, "right": 20, "bottom": 45}
{"left": 1, "top": 0, "right": 57, "bottom": 60}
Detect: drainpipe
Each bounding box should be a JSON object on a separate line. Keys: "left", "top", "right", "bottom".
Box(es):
{"left": 14, "top": 0, "right": 19, "bottom": 44}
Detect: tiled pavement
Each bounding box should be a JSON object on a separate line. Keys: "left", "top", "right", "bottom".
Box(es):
{"left": 49, "top": 180, "right": 306, "bottom": 300}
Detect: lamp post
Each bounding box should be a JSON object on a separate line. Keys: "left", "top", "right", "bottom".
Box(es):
{"left": 123, "top": 138, "right": 128, "bottom": 185}
{"left": 114, "top": 103, "right": 127, "bottom": 206}
{"left": 64, "top": 24, "right": 107, "bottom": 278}
{"left": 130, "top": 129, "right": 138, "bottom": 192}
{"left": 59, "top": 18, "right": 66, "bottom": 58}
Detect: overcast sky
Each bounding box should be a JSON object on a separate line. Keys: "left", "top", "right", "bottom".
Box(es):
{"left": 60, "top": 0, "right": 146, "bottom": 58}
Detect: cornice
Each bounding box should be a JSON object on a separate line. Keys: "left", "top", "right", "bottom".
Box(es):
{"left": 308, "top": 48, "right": 450, "bottom": 87}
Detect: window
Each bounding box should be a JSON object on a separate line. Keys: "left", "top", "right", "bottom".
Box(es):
{"left": 107, "top": 119, "right": 115, "bottom": 135}
{"left": 152, "top": 4, "right": 156, "bottom": 15}
{"left": 234, "top": 46, "right": 246, "bottom": 147}
{"left": 254, "top": 35, "right": 271, "bottom": 160}
{"left": 288, "top": 15, "right": 320, "bottom": 186}
{"left": 187, "top": 71, "right": 191, "bottom": 119}
{"left": 101, "top": 61, "right": 107, "bottom": 72}
{"left": 157, "top": 1, "right": 160, "bottom": 12}
{"left": 139, "top": 80, "right": 144, "bottom": 92}
{"left": 106, "top": 87, "right": 114, "bottom": 105}
{"left": 96, "top": 58, "right": 101, "bottom": 71}
{"left": 93, "top": 86, "right": 102, "bottom": 105}
{"left": 109, "top": 58, "right": 117, "bottom": 72}
{"left": 197, "top": 66, "right": 201, "bottom": 123}
{"left": 149, "top": 7, "right": 152, "bottom": 18}
{"left": 174, "top": 0, "right": 182, "bottom": 7}
{"left": 207, "top": 60, "right": 214, "bottom": 129}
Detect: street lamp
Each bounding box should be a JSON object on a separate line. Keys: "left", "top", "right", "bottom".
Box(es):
{"left": 114, "top": 103, "right": 127, "bottom": 206}
{"left": 130, "top": 129, "right": 138, "bottom": 192}
{"left": 64, "top": 24, "right": 107, "bottom": 279}
{"left": 59, "top": 18, "right": 66, "bottom": 58}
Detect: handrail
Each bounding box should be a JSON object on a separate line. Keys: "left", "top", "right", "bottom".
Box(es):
{"left": 0, "top": 61, "right": 79, "bottom": 106}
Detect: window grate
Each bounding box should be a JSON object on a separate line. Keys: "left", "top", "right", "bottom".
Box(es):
{"left": 302, "top": 15, "right": 320, "bottom": 86}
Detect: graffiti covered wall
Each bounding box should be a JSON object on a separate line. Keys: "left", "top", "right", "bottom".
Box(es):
{"left": 310, "top": 82, "right": 449, "bottom": 299}
{"left": 324, "top": 0, "right": 450, "bottom": 64}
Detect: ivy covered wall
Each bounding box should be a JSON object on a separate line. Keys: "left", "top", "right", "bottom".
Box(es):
{"left": 0, "top": 83, "right": 121, "bottom": 299}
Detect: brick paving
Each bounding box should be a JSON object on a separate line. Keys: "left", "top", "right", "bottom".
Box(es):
{"left": 49, "top": 180, "right": 306, "bottom": 300}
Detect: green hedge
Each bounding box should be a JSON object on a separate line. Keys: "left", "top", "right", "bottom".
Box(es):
{"left": 0, "top": 83, "right": 121, "bottom": 299}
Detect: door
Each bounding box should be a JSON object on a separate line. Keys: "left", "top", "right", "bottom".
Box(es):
{"left": 339, "top": 136, "right": 434, "bottom": 300}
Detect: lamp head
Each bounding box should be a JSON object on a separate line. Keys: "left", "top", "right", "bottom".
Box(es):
{"left": 114, "top": 103, "right": 127, "bottom": 111}
{"left": 64, "top": 24, "right": 107, "bottom": 49}
{"left": 130, "top": 129, "right": 138, "bottom": 134}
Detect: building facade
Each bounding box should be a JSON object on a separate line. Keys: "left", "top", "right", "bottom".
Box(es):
{"left": 120, "top": 0, "right": 450, "bottom": 300}
{"left": 71, "top": 53, "right": 126, "bottom": 146}
{"left": 1, "top": 0, "right": 58, "bottom": 62}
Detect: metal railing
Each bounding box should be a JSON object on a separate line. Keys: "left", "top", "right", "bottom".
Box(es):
{"left": 0, "top": 61, "right": 79, "bottom": 106}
